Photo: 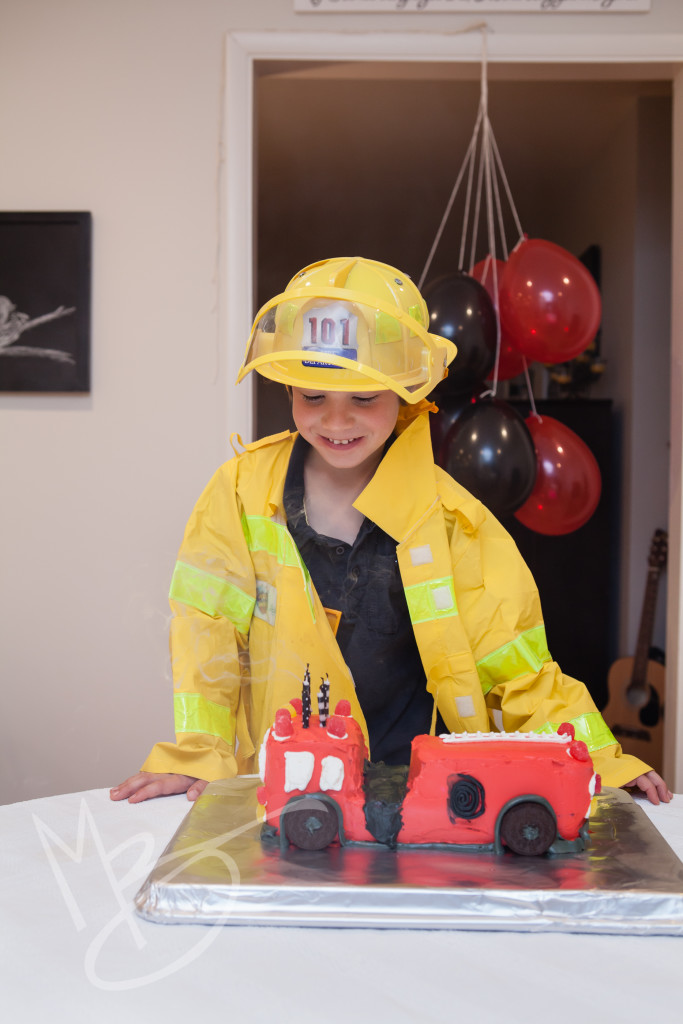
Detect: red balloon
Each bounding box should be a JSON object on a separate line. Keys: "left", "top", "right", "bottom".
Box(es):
{"left": 489, "top": 337, "right": 528, "bottom": 382}
{"left": 499, "top": 239, "right": 601, "bottom": 365}
{"left": 514, "top": 415, "right": 602, "bottom": 536}
{"left": 471, "top": 257, "right": 526, "bottom": 381}
{"left": 472, "top": 256, "right": 505, "bottom": 300}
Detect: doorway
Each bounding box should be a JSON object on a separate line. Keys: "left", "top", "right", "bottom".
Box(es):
{"left": 223, "top": 32, "right": 682, "bottom": 786}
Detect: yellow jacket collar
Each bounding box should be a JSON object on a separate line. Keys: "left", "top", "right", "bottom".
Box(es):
{"left": 353, "top": 409, "right": 485, "bottom": 541}
{"left": 245, "top": 408, "right": 487, "bottom": 539}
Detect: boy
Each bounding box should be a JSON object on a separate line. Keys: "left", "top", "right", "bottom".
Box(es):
{"left": 112, "top": 257, "right": 671, "bottom": 806}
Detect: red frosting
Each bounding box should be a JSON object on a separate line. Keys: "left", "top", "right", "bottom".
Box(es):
{"left": 326, "top": 715, "right": 346, "bottom": 738}
{"left": 258, "top": 703, "right": 596, "bottom": 851}
{"left": 273, "top": 708, "right": 293, "bottom": 739}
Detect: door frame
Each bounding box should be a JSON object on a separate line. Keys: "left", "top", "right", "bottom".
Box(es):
{"left": 223, "top": 29, "right": 683, "bottom": 788}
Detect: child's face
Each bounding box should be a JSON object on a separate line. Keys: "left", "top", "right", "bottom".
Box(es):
{"left": 291, "top": 388, "right": 400, "bottom": 472}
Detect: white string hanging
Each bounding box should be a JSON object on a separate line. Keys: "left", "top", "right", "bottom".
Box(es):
{"left": 419, "top": 25, "right": 528, "bottom": 400}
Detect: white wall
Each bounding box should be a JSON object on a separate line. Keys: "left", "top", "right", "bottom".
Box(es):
{"left": 2, "top": 0, "right": 683, "bottom": 803}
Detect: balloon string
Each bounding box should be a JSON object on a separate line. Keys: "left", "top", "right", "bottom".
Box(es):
{"left": 484, "top": 121, "right": 501, "bottom": 397}
{"left": 491, "top": 140, "right": 509, "bottom": 262}
{"left": 481, "top": 24, "right": 489, "bottom": 113}
{"left": 459, "top": 104, "right": 484, "bottom": 272}
{"left": 419, "top": 20, "right": 489, "bottom": 287}
{"left": 473, "top": 25, "right": 501, "bottom": 399}
{"left": 490, "top": 129, "right": 525, "bottom": 248}
{"left": 470, "top": 24, "right": 501, "bottom": 400}
{"left": 419, "top": 14, "right": 527, "bottom": 417}
{"left": 418, "top": 106, "right": 482, "bottom": 290}
{"left": 466, "top": 26, "right": 490, "bottom": 276}
{"left": 523, "top": 359, "right": 539, "bottom": 419}
{"left": 466, "top": 103, "right": 486, "bottom": 272}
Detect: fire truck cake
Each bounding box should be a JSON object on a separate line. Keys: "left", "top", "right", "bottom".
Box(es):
{"left": 257, "top": 669, "right": 601, "bottom": 857}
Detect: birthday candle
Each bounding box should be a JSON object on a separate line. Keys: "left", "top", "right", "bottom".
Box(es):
{"left": 318, "top": 674, "right": 330, "bottom": 727}
{"left": 302, "top": 664, "right": 311, "bottom": 729}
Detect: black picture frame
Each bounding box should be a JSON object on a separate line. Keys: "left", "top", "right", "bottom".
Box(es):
{"left": 0, "top": 212, "right": 91, "bottom": 392}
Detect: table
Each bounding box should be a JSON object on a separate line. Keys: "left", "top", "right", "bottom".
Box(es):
{"left": 2, "top": 787, "right": 682, "bottom": 1024}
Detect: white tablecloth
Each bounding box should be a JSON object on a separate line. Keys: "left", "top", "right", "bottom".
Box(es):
{"left": 2, "top": 788, "right": 682, "bottom": 1024}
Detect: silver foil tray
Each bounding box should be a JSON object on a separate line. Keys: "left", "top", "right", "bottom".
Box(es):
{"left": 135, "top": 779, "right": 683, "bottom": 934}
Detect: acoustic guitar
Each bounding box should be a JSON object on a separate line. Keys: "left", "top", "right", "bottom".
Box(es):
{"left": 603, "top": 528, "right": 667, "bottom": 774}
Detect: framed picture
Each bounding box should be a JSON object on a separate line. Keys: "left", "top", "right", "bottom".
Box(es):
{"left": 0, "top": 211, "right": 91, "bottom": 392}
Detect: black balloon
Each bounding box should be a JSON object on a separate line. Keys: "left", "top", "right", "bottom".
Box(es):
{"left": 423, "top": 272, "right": 497, "bottom": 397}
{"left": 430, "top": 393, "right": 473, "bottom": 467}
{"left": 442, "top": 397, "right": 537, "bottom": 519}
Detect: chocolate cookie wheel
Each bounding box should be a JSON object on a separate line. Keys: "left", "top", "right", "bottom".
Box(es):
{"left": 498, "top": 800, "right": 557, "bottom": 856}
{"left": 282, "top": 796, "right": 338, "bottom": 851}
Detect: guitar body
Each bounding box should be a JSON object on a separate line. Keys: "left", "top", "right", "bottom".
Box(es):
{"left": 603, "top": 528, "right": 667, "bottom": 777}
{"left": 604, "top": 656, "right": 665, "bottom": 773}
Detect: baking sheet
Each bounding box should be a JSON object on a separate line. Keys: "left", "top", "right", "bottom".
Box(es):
{"left": 135, "top": 779, "right": 683, "bottom": 934}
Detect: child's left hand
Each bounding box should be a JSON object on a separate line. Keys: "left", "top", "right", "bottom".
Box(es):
{"left": 624, "top": 770, "right": 673, "bottom": 805}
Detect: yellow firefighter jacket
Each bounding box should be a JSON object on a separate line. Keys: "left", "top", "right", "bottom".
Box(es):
{"left": 142, "top": 407, "right": 650, "bottom": 789}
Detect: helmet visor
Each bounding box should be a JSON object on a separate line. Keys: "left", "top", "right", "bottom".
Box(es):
{"left": 240, "top": 296, "right": 435, "bottom": 394}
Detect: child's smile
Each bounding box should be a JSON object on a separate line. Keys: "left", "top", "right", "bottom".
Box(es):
{"left": 291, "top": 388, "right": 400, "bottom": 473}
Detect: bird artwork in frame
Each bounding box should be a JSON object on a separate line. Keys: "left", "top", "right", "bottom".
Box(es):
{"left": 0, "top": 212, "right": 91, "bottom": 393}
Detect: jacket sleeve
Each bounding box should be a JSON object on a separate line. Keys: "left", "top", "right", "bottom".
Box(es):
{"left": 141, "top": 459, "right": 256, "bottom": 781}
{"left": 450, "top": 505, "right": 652, "bottom": 789}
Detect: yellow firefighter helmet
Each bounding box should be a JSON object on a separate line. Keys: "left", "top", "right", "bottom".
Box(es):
{"left": 236, "top": 257, "right": 457, "bottom": 403}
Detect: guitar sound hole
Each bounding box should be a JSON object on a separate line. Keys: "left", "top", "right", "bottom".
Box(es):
{"left": 639, "top": 686, "right": 662, "bottom": 728}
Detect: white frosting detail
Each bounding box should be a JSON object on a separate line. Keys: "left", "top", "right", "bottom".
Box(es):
{"left": 258, "top": 728, "right": 270, "bottom": 781}
{"left": 409, "top": 544, "right": 433, "bottom": 566}
{"left": 432, "top": 585, "right": 455, "bottom": 611}
{"left": 589, "top": 773, "right": 598, "bottom": 795}
{"left": 455, "top": 695, "right": 476, "bottom": 718}
{"left": 284, "top": 750, "right": 315, "bottom": 792}
{"left": 438, "top": 730, "right": 572, "bottom": 745}
{"left": 319, "top": 756, "right": 345, "bottom": 792}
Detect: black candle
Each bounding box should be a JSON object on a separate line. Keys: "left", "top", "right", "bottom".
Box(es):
{"left": 318, "top": 674, "right": 330, "bottom": 727}
{"left": 302, "top": 664, "right": 311, "bottom": 729}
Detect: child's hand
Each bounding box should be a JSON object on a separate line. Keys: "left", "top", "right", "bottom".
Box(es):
{"left": 109, "top": 772, "right": 208, "bottom": 804}
{"left": 624, "top": 770, "right": 673, "bottom": 805}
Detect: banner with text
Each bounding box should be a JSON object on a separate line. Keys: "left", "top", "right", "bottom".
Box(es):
{"left": 294, "top": 1, "right": 651, "bottom": 13}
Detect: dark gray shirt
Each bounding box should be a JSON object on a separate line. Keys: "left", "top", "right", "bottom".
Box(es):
{"left": 283, "top": 435, "right": 441, "bottom": 764}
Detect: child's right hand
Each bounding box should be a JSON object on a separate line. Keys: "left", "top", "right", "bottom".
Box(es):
{"left": 109, "top": 771, "right": 208, "bottom": 804}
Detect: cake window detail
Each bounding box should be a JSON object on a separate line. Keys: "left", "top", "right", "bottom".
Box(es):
{"left": 284, "top": 750, "right": 315, "bottom": 792}
{"left": 319, "top": 755, "right": 345, "bottom": 791}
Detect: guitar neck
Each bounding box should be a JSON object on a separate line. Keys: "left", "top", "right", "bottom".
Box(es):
{"left": 631, "top": 567, "right": 661, "bottom": 685}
